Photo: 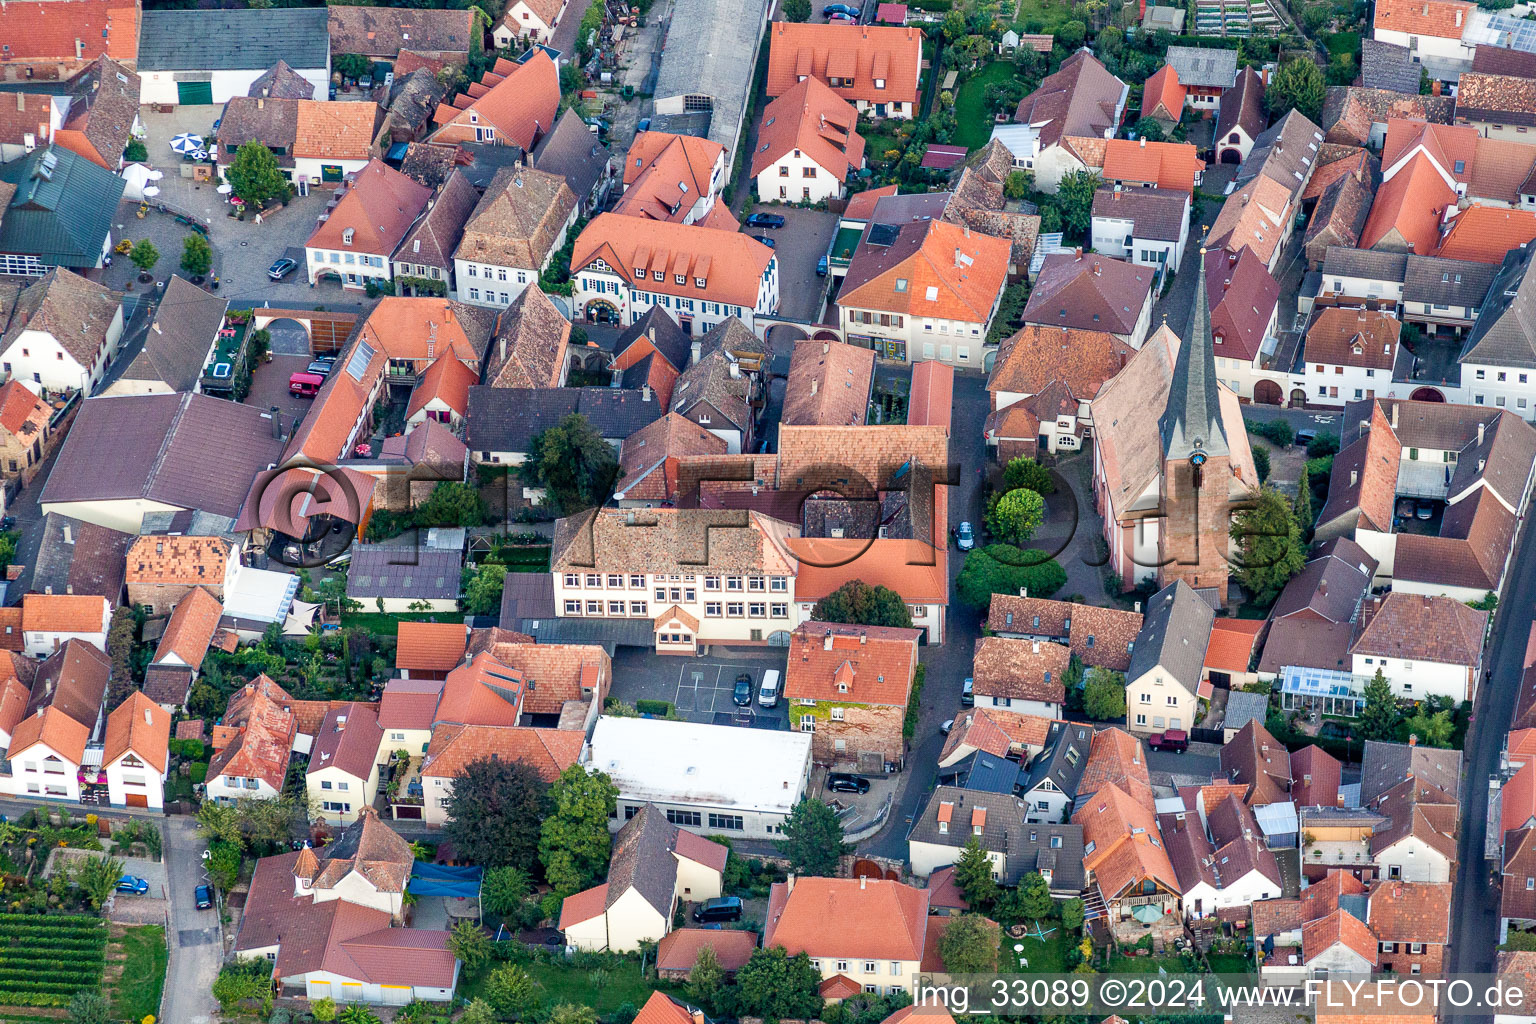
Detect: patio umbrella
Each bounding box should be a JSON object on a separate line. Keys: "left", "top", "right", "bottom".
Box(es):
{"left": 1132, "top": 904, "right": 1164, "bottom": 924}
{"left": 216, "top": 182, "right": 232, "bottom": 194}
{"left": 170, "top": 133, "right": 204, "bottom": 154}
{"left": 142, "top": 186, "right": 160, "bottom": 197}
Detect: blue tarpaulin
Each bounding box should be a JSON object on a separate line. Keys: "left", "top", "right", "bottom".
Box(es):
{"left": 408, "top": 862, "right": 483, "bottom": 897}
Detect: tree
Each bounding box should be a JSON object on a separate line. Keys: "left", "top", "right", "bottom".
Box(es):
{"left": 1266, "top": 57, "right": 1326, "bottom": 122}
{"left": 1058, "top": 19, "right": 1086, "bottom": 47}
{"left": 539, "top": 765, "right": 619, "bottom": 899}
{"left": 448, "top": 920, "right": 492, "bottom": 971}
{"left": 67, "top": 990, "right": 110, "bottom": 1024}
{"left": 312, "top": 998, "right": 339, "bottom": 1022}
{"left": 1061, "top": 897, "right": 1085, "bottom": 932}
{"left": 480, "top": 866, "right": 531, "bottom": 918}
{"left": 1098, "top": 24, "right": 1124, "bottom": 54}
{"left": 458, "top": 1001, "right": 498, "bottom": 1024}
{"left": 941, "top": 8, "right": 967, "bottom": 40}
{"left": 953, "top": 836, "right": 999, "bottom": 909}
{"left": 1132, "top": 116, "right": 1166, "bottom": 142}
{"left": 735, "top": 947, "right": 824, "bottom": 1023}
{"left": 527, "top": 413, "right": 619, "bottom": 514}
{"left": 1404, "top": 708, "right": 1455, "bottom": 747}
{"left": 1004, "top": 170, "right": 1032, "bottom": 200}
{"left": 226, "top": 141, "right": 292, "bottom": 210}
{"left": 338, "top": 1007, "right": 382, "bottom": 1024}
{"left": 461, "top": 561, "right": 507, "bottom": 616}
{"left": 1055, "top": 170, "right": 1101, "bottom": 239}
{"left": 196, "top": 801, "right": 242, "bottom": 846}
{"left": 1252, "top": 444, "right": 1271, "bottom": 483}
{"left": 211, "top": 958, "right": 272, "bottom": 1012}
{"left": 180, "top": 232, "right": 212, "bottom": 277}
{"left": 688, "top": 945, "right": 726, "bottom": 1012}
{"left": 415, "top": 480, "right": 488, "bottom": 526}
{"left": 778, "top": 798, "right": 847, "bottom": 877}
{"left": 124, "top": 138, "right": 147, "bottom": 163}
{"left": 105, "top": 605, "right": 137, "bottom": 702}
{"left": 207, "top": 841, "right": 242, "bottom": 892}
{"left": 1306, "top": 431, "right": 1341, "bottom": 459}
{"left": 484, "top": 963, "right": 542, "bottom": 1019}
{"left": 1019, "top": 871, "right": 1054, "bottom": 919}
{"left": 1231, "top": 486, "right": 1306, "bottom": 604}
{"left": 1295, "top": 460, "right": 1314, "bottom": 533}
{"left": 1359, "top": 668, "right": 1399, "bottom": 741}
{"left": 1083, "top": 667, "right": 1127, "bottom": 721}
{"left": 810, "top": 580, "right": 914, "bottom": 629}
{"left": 443, "top": 756, "right": 550, "bottom": 869}
{"left": 559, "top": 63, "right": 583, "bottom": 97}
{"left": 129, "top": 239, "right": 160, "bottom": 275}
{"left": 955, "top": 545, "right": 1067, "bottom": 608}
{"left": 938, "top": 912, "right": 999, "bottom": 973}
{"left": 73, "top": 854, "right": 126, "bottom": 910}
{"left": 334, "top": 53, "right": 371, "bottom": 80}
{"left": 987, "top": 488, "right": 1045, "bottom": 545}
{"left": 548, "top": 1005, "right": 600, "bottom": 1024}
{"left": 783, "top": 0, "right": 811, "bottom": 19}
{"left": 1003, "top": 457, "right": 1055, "bottom": 495}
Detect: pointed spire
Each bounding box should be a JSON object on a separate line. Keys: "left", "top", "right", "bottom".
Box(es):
{"left": 1162, "top": 246, "right": 1229, "bottom": 463}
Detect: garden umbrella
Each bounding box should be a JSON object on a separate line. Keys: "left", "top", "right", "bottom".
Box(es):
{"left": 170, "top": 133, "right": 203, "bottom": 154}
{"left": 1132, "top": 904, "right": 1164, "bottom": 924}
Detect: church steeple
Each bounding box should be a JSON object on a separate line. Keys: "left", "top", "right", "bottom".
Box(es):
{"left": 1161, "top": 247, "right": 1229, "bottom": 464}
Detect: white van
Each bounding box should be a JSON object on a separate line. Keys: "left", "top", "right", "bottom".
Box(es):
{"left": 758, "top": 669, "right": 781, "bottom": 708}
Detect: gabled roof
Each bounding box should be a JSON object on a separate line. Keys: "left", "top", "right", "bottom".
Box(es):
{"left": 1303, "top": 909, "right": 1379, "bottom": 967}
{"left": 2, "top": 267, "right": 122, "bottom": 369}
{"left": 840, "top": 218, "right": 1012, "bottom": 324}
{"left": 308, "top": 702, "right": 384, "bottom": 781}
{"left": 152, "top": 586, "right": 223, "bottom": 672}
{"left": 1461, "top": 244, "right": 1536, "bottom": 368}
{"left": 1374, "top": 0, "right": 1472, "bottom": 45}
{"left": 1292, "top": 745, "right": 1343, "bottom": 808}
{"left": 306, "top": 158, "right": 431, "bottom": 257}
{"left": 572, "top": 214, "right": 775, "bottom": 309}
{"left": 1207, "top": 173, "right": 1296, "bottom": 265}
{"left": 377, "top": 677, "right": 443, "bottom": 732}
{"left": 1352, "top": 591, "right": 1487, "bottom": 667}
{"left": 616, "top": 413, "right": 729, "bottom": 503}
{"left": 481, "top": 283, "right": 571, "bottom": 389}
{"left": 8, "top": 705, "right": 90, "bottom": 763}
{"left": 1205, "top": 247, "right": 1281, "bottom": 363}
{"left": 655, "top": 928, "right": 759, "bottom": 974}
{"left": 1305, "top": 307, "right": 1401, "bottom": 370}
{"left": 533, "top": 109, "right": 613, "bottom": 205}
{"left": 766, "top": 23, "right": 925, "bottom": 107}
{"left": 937, "top": 706, "right": 1054, "bottom": 765}
{"left": 1368, "top": 881, "right": 1451, "bottom": 944}
{"left": 395, "top": 621, "right": 467, "bottom": 675}
{"left": 58, "top": 56, "right": 140, "bottom": 169}
{"left": 1360, "top": 39, "right": 1423, "bottom": 93}
{"left": 986, "top": 325, "right": 1133, "bottom": 404}
{"left": 1141, "top": 65, "right": 1184, "bottom": 120}
{"left": 785, "top": 622, "right": 920, "bottom": 706}
{"left": 1127, "top": 580, "right": 1215, "bottom": 695}
{"left": 1436, "top": 205, "right": 1536, "bottom": 263}
{"left": 0, "top": 147, "right": 125, "bottom": 268}
{"left": 1360, "top": 738, "right": 1461, "bottom": 805}
{"left": 1456, "top": 71, "right": 1536, "bottom": 127}
{"left": 307, "top": 808, "right": 415, "bottom": 893}
{"left": 457, "top": 167, "right": 575, "bottom": 272}
{"left": 249, "top": 60, "right": 316, "bottom": 100}
{"left": 327, "top": 7, "right": 475, "bottom": 58}
{"left": 1219, "top": 720, "right": 1292, "bottom": 806}
{"left": 616, "top": 131, "right": 725, "bottom": 223}
{"left": 1023, "top": 253, "right": 1152, "bottom": 336}
{"left": 764, "top": 876, "right": 928, "bottom": 961}
{"left": 21, "top": 594, "right": 107, "bottom": 636}
{"left": 138, "top": 8, "right": 329, "bottom": 72}
{"left": 119, "top": 276, "right": 227, "bottom": 390}
{"left": 395, "top": 170, "right": 480, "bottom": 272}
{"left": 1099, "top": 139, "right": 1201, "bottom": 192}
{"left": 1012, "top": 49, "right": 1127, "bottom": 156}
{"left": 782, "top": 340, "right": 875, "bottom": 427}
{"left": 0, "top": 0, "right": 139, "bottom": 65}
{"left": 1217, "top": 67, "right": 1267, "bottom": 145}
{"left": 432, "top": 50, "right": 561, "bottom": 151}
{"left": 971, "top": 636, "right": 1068, "bottom": 704}
{"left": 1073, "top": 782, "right": 1179, "bottom": 900}
{"left": 1090, "top": 186, "right": 1188, "bottom": 243}
{"left": 421, "top": 722, "right": 583, "bottom": 782}
{"left": 102, "top": 691, "right": 171, "bottom": 774}
{"left": 1078, "top": 727, "right": 1152, "bottom": 807}
{"left": 406, "top": 354, "right": 477, "bottom": 421}
{"left": 751, "top": 76, "right": 864, "bottom": 181}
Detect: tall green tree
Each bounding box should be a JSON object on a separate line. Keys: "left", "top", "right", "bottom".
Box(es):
{"left": 735, "top": 948, "right": 824, "bottom": 1023}
{"left": 1082, "top": 667, "right": 1127, "bottom": 721}
{"left": 1061, "top": 897, "right": 1085, "bottom": 932}
{"left": 938, "top": 913, "right": 1000, "bottom": 973}
{"left": 1019, "top": 871, "right": 1054, "bottom": 919}
{"left": 778, "top": 798, "right": 847, "bottom": 877}
{"left": 415, "top": 481, "right": 488, "bottom": 526}
{"left": 226, "top": 142, "right": 292, "bottom": 209}
{"left": 1003, "top": 457, "right": 1055, "bottom": 495}
{"left": 73, "top": 855, "right": 125, "bottom": 910}
{"left": 180, "top": 232, "right": 212, "bottom": 277}
{"left": 444, "top": 756, "right": 550, "bottom": 869}
{"left": 484, "top": 964, "right": 542, "bottom": 1019}
{"left": 1266, "top": 57, "right": 1326, "bottom": 122}
{"left": 1404, "top": 708, "right": 1455, "bottom": 747}
{"left": 334, "top": 53, "right": 371, "bottom": 80}
{"left": 783, "top": 0, "right": 811, "bottom": 19}
{"left": 448, "top": 920, "right": 492, "bottom": 972}
{"left": 1295, "top": 460, "right": 1313, "bottom": 533}
{"left": 539, "top": 765, "right": 620, "bottom": 899}
{"left": 461, "top": 561, "right": 507, "bottom": 615}
{"left": 479, "top": 865, "right": 531, "bottom": 918}
{"left": 1358, "top": 668, "right": 1398, "bottom": 741}
{"left": 810, "top": 580, "right": 914, "bottom": 629}
{"left": 953, "top": 836, "right": 999, "bottom": 909}
{"left": 955, "top": 545, "right": 1067, "bottom": 607}
{"left": 688, "top": 945, "right": 726, "bottom": 1013}
{"left": 1231, "top": 486, "right": 1307, "bottom": 604}
{"left": 987, "top": 488, "right": 1045, "bottom": 545}
{"left": 527, "top": 413, "right": 619, "bottom": 514}
{"left": 1055, "top": 170, "right": 1101, "bottom": 239}
{"left": 129, "top": 239, "right": 160, "bottom": 274}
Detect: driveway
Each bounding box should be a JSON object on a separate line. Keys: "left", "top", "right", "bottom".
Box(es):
{"left": 162, "top": 816, "right": 221, "bottom": 1024}
{"left": 249, "top": 354, "right": 321, "bottom": 434}
{"left": 742, "top": 205, "right": 838, "bottom": 323}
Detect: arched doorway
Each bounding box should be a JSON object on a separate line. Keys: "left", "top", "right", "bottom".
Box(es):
{"left": 263, "top": 317, "right": 310, "bottom": 356}
{"left": 584, "top": 298, "right": 619, "bottom": 324}
{"left": 1220, "top": 148, "right": 1242, "bottom": 164}
{"left": 1290, "top": 388, "right": 1308, "bottom": 406}
{"left": 765, "top": 322, "right": 812, "bottom": 358}
{"left": 1254, "top": 379, "right": 1283, "bottom": 405}
{"left": 1410, "top": 386, "right": 1446, "bottom": 402}
{"left": 766, "top": 629, "right": 792, "bottom": 646}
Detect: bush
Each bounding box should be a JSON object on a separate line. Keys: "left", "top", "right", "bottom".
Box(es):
{"left": 1306, "top": 431, "right": 1340, "bottom": 458}
{"left": 955, "top": 545, "right": 1067, "bottom": 608}
{"left": 634, "top": 699, "right": 675, "bottom": 716}
{"left": 1246, "top": 418, "right": 1294, "bottom": 447}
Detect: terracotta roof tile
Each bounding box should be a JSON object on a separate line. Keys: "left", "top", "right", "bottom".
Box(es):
{"left": 987, "top": 325, "right": 1134, "bottom": 403}
{"left": 306, "top": 158, "right": 431, "bottom": 256}
{"left": 1437, "top": 205, "right": 1536, "bottom": 263}
{"left": 971, "top": 636, "right": 1069, "bottom": 704}
{"left": 406, "top": 354, "right": 477, "bottom": 420}
{"left": 1206, "top": 247, "right": 1281, "bottom": 363}
{"left": 1353, "top": 590, "right": 1487, "bottom": 667}
{"left": 327, "top": 7, "right": 475, "bottom": 58}
{"left": 395, "top": 621, "right": 467, "bottom": 674}
{"left": 127, "top": 535, "right": 232, "bottom": 586}
{"left": 1078, "top": 727, "right": 1153, "bottom": 807}
{"left": 573, "top": 214, "right": 775, "bottom": 310}
{"left": 1303, "top": 909, "right": 1379, "bottom": 966}
{"left": 656, "top": 928, "right": 758, "bottom": 973}
{"left": 840, "top": 218, "right": 1010, "bottom": 325}
{"left": 457, "top": 166, "right": 576, "bottom": 272}
{"left": 766, "top": 23, "right": 924, "bottom": 108}
{"left": 1291, "top": 745, "right": 1342, "bottom": 807}
{"left": 209, "top": 676, "right": 298, "bottom": 792}
{"left": 782, "top": 340, "right": 874, "bottom": 426}
{"left": 432, "top": 49, "right": 559, "bottom": 150}
{"left": 1306, "top": 307, "right": 1402, "bottom": 370}
{"left": 616, "top": 132, "right": 725, "bottom": 223}
{"left": 1012, "top": 50, "right": 1127, "bottom": 155}
{"left": 1023, "top": 253, "right": 1152, "bottom": 337}
{"left": 294, "top": 101, "right": 381, "bottom": 163}
{"left": 1374, "top": 0, "right": 1472, "bottom": 43}
{"left": 1142, "top": 65, "right": 1185, "bottom": 121}
{"left": 1455, "top": 71, "right": 1536, "bottom": 125}
{"left": 21, "top": 593, "right": 107, "bottom": 634}
{"left": 308, "top": 701, "right": 384, "bottom": 780}
{"left": 8, "top": 705, "right": 90, "bottom": 763}
{"left": 1203, "top": 617, "right": 1263, "bottom": 674}
{"left": 2, "top": 269, "right": 122, "bottom": 371}
{"left": 784, "top": 621, "right": 920, "bottom": 706}
{"left": 1208, "top": 174, "right": 1295, "bottom": 265}
{"left": 152, "top": 586, "right": 223, "bottom": 672}
{"left": 1099, "top": 139, "right": 1201, "bottom": 192}
{"left": 102, "top": 691, "right": 171, "bottom": 774}
{"left": 937, "top": 706, "right": 1054, "bottom": 763}
{"left": 764, "top": 877, "right": 928, "bottom": 961}
{"left": 0, "top": 1, "right": 139, "bottom": 64}
{"left": 615, "top": 413, "right": 728, "bottom": 502}
{"left": 1072, "top": 782, "right": 1179, "bottom": 900}
{"left": 750, "top": 76, "right": 864, "bottom": 181}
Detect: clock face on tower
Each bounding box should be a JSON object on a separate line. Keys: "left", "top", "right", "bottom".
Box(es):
{"left": 1189, "top": 449, "right": 1207, "bottom": 468}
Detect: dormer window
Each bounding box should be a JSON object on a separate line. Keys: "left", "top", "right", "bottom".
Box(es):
{"left": 694, "top": 277, "right": 706, "bottom": 287}
{"left": 675, "top": 274, "right": 685, "bottom": 284}
{"left": 653, "top": 271, "right": 664, "bottom": 281}
{"left": 342, "top": 227, "right": 354, "bottom": 246}
{"left": 875, "top": 78, "right": 885, "bottom": 89}
{"left": 635, "top": 266, "right": 645, "bottom": 277}
{"left": 894, "top": 278, "right": 908, "bottom": 292}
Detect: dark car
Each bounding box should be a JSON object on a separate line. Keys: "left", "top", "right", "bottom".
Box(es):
{"left": 752, "top": 234, "right": 777, "bottom": 249}
{"left": 1295, "top": 428, "right": 1318, "bottom": 449}
{"left": 1416, "top": 501, "right": 1436, "bottom": 521}
{"left": 267, "top": 257, "right": 298, "bottom": 281}
{"left": 827, "top": 772, "right": 871, "bottom": 794}
{"left": 115, "top": 876, "right": 150, "bottom": 895}
{"left": 823, "top": 2, "right": 860, "bottom": 12}
{"left": 961, "top": 677, "right": 974, "bottom": 707}
{"left": 195, "top": 884, "right": 214, "bottom": 910}
{"left": 745, "top": 212, "right": 786, "bottom": 229}
{"left": 306, "top": 358, "right": 335, "bottom": 377}
{"left": 733, "top": 673, "right": 753, "bottom": 707}
{"left": 693, "top": 897, "right": 744, "bottom": 923}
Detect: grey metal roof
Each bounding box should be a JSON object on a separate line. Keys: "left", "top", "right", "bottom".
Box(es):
{"left": 651, "top": 0, "right": 773, "bottom": 160}
{"left": 1405, "top": 255, "right": 1498, "bottom": 310}
{"left": 1459, "top": 245, "right": 1536, "bottom": 368}
{"left": 961, "top": 751, "right": 1024, "bottom": 793}
{"left": 1161, "top": 245, "right": 1228, "bottom": 462}
{"left": 1164, "top": 46, "right": 1238, "bottom": 89}
{"left": 1320, "top": 246, "right": 1409, "bottom": 283}
{"left": 0, "top": 146, "right": 125, "bottom": 267}
{"left": 1223, "top": 689, "right": 1268, "bottom": 735}
{"left": 118, "top": 275, "right": 227, "bottom": 391}
{"left": 138, "top": 9, "right": 330, "bottom": 72}
{"left": 908, "top": 786, "right": 1086, "bottom": 891}
{"left": 1127, "top": 580, "right": 1215, "bottom": 692}
{"left": 347, "top": 544, "right": 462, "bottom": 601}
{"left": 513, "top": 614, "right": 656, "bottom": 648}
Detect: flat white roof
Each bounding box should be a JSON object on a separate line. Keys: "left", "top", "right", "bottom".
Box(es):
{"left": 589, "top": 716, "right": 812, "bottom": 816}
{"left": 223, "top": 566, "right": 300, "bottom": 624}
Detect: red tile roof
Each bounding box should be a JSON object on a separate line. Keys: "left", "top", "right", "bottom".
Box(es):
{"left": 406, "top": 355, "right": 477, "bottom": 420}
{"left": 1073, "top": 782, "right": 1179, "bottom": 900}
{"left": 1374, "top": 0, "right": 1472, "bottom": 41}
{"left": 432, "top": 50, "right": 559, "bottom": 150}
{"left": 0, "top": 1, "right": 139, "bottom": 64}
{"left": 21, "top": 593, "right": 107, "bottom": 634}
{"left": 1206, "top": 247, "right": 1281, "bottom": 363}
{"left": 572, "top": 213, "right": 775, "bottom": 309}
{"left": 750, "top": 76, "right": 865, "bottom": 181}
{"left": 395, "top": 621, "right": 467, "bottom": 674}
{"left": 420, "top": 722, "right": 583, "bottom": 782}
{"left": 839, "top": 218, "right": 1011, "bottom": 325}
{"left": 1306, "top": 307, "right": 1402, "bottom": 371}
{"left": 306, "top": 158, "right": 432, "bottom": 257}
{"left": 764, "top": 877, "right": 929, "bottom": 961}
{"left": 1203, "top": 617, "right": 1263, "bottom": 674}
{"left": 308, "top": 701, "right": 384, "bottom": 781}
{"left": 1359, "top": 152, "right": 1456, "bottom": 255}
{"left": 1142, "top": 66, "right": 1186, "bottom": 121}
{"left": 783, "top": 621, "right": 921, "bottom": 706}
{"left": 1436, "top": 205, "right": 1536, "bottom": 262}
{"left": 377, "top": 678, "right": 442, "bottom": 732}
{"left": 1303, "top": 909, "right": 1379, "bottom": 966}
{"left": 1100, "top": 139, "right": 1201, "bottom": 192}
{"left": 656, "top": 928, "right": 758, "bottom": 974}
{"left": 766, "top": 23, "right": 925, "bottom": 108}
{"left": 102, "top": 691, "right": 171, "bottom": 774}
{"left": 152, "top": 586, "right": 222, "bottom": 672}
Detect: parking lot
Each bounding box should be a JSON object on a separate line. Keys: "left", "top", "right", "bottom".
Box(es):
{"left": 611, "top": 648, "right": 790, "bottom": 728}
{"left": 744, "top": 205, "right": 839, "bottom": 323}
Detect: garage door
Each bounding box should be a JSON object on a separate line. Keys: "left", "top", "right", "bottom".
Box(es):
{"left": 380, "top": 985, "right": 412, "bottom": 1006}
{"left": 340, "top": 983, "right": 363, "bottom": 1002}
{"left": 308, "top": 981, "right": 331, "bottom": 1000}
{"left": 177, "top": 81, "right": 213, "bottom": 105}
{"left": 125, "top": 793, "right": 148, "bottom": 808}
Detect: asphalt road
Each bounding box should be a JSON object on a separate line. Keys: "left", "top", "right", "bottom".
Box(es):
{"left": 1449, "top": 507, "right": 1536, "bottom": 1008}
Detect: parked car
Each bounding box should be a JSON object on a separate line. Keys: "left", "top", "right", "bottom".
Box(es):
{"left": 752, "top": 234, "right": 777, "bottom": 249}
{"left": 289, "top": 372, "right": 324, "bottom": 397}
{"left": 957, "top": 521, "right": 974, "bottom": 551}
{"left": 757, "top": 669, "right": 781, "bottom": 709}
{"left": 817, "top": 255, "right": 829, "bottom": 276}
{"left": 828, "top": 11, "right": 856, "bottom": 20}
{"left": 1295, "top": 428, "right": 1318, "bottom": 449}
{"left": 637, "top": 117, "right": 652, "bottom": 133}
{"left": 827, "top": 773, "right": 871, "bottom": 794}
{"left": 745, "top": 212, "right": 786, "bottom": 229}
{"left": 693, "top": 897, "right": 744, "bottom": 923}
{"left": 733, "top": 673, "right": 753, "bottom": 707}
{"left": 1416, "top": 501, "right": 1435, "bottom": 521}
{"left": 195, "top": 884, "right": 214, "bottom": 910}
{"left": 267, "top": 257, "right": 298, "bottom": 281}
{"left": 115, "top": 876, "right": 150, "bottom": 895}
{"left": 823, "top": 2, "right": 860, "bottom": 12}
{"left": 961, "top": 677, "right": 974, "bottom": 707}
{"left": 306, "top": 359, "right": 335, "bottom": 377}
{"left": 940, "top": 719, "right": 954, "bottom": 735}
{"left": 1148, "top": 729, "right": 1188, "bottom": 753}
{"left": 0, "top": 516, "right": 14, "bottom": 531}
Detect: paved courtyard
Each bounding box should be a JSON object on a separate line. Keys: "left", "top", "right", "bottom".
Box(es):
{"left": 610, "top": 647, "right": 791, "bottom": 728}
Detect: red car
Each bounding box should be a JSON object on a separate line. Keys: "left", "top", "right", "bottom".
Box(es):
{"left": 1148, "top": 729, "right": 1188, "bottom": 753}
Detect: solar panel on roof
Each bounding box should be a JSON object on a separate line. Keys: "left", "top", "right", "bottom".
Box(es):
{"left": 347, "top": 341, "right": 376, "bottom": 381}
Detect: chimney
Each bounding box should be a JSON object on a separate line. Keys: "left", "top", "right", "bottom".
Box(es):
{"left": 499, "top": 333, "right": 507, "bottom": 364}
{"left": 61, "top": 524, "right": 71, "bottom": 545}
{"left": 1392, "top": 403, "right": 1399, "bottom": 429}
{"left": 14, "top": 93, "right": 22, "bottom": 112}
{"left": 647, "top": 326, "right": 655, "bottom": 342}
{"left": 270, "top": 406, "right": 282, "bottom": 440}
{"left": 859, "top": 632, "right": 866, "bottom": 645}
{"left": 1479, "top": 421, "right": 1486, "bottom": 445}
{"left": 691, "top": 1011, "right": 707, "bottom": 1024}
{"left": 690, "top": 340, "right": 702, "bottom": 366}
{"left": 1074, "top": 247, "right": 1083, "bottom": 259}
{"left": 1018, "top": 588, "right": 1028, "bottom": 598}
{"left": 258, "top": 97, "right": 264, "bottom": 110}
{"left": 641, "top": 384, "right": 652, "bottom": 402}
{"left": 152, "top": 321, "right": 162, "bottom": 334}
{"left": 65, "top": 584, "right": 72, "bottom": 595}
{"left": 1032, "top": 641, "right": 1040, "bottom": 653}
{"left": 810, "top": 378, "right": 818, "bottom": 396}
{"left": 1140, "top": 136, "right": 1147, "bottom": 148}
{"left": 1093, "top": 261, "right": 1102, "bottom": 277}
{"left": 786, "top": 873, "right": 796, "bottom": 894}
{"left": 860, "top": 875, "right": 868, "bottom": 889}
{"left": 1431, "top": 79, "right": 1443, "bottom": 97}
{"left": 824, "top": 631, "right": 834, "bottom": 651}
{"left": 728, "top": 362, "right": 740, "bottom": 379}
{"left": 1134, "top": 601, "right": 1141, "bottom": 613}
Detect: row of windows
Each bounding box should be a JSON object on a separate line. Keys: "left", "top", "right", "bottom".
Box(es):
{"left": 321, "top": 801, "right": 352, "bottom": 813}
{"left": 562, "top": 599, "right": 789, "bottom": 618}
{"left": 395, "top": 263, "right": 444, "bottom": 280}
{"left": 466, "top": 264, "right": 531, "bottom": 284}
{"left": 777, "top": 165, "right": 820, "bottom": 178}
{"left": 314, "top": 251, "right": 384, "bottom": 268}
{"left": 562, "top": 573, "right": 787, "bottom": 593}
{"left": 1473, "top": 394, "right": 1531, "bottom": 409}
{"left": 808, "top": 959, "right": 904, "bottom": 977}
{"left": 318, "top": 780, "right": 351, "bottom": 791}
{"left": 1137, "top": 693, "right": 1180, "bottom": 706}
{"left": 1473, "top": 369, "right": 1529, "bottom": 383}
{"left": 467, "top": 288, "right": 512, "bottom": 305}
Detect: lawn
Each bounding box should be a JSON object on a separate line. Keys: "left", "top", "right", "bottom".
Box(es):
{"left": 1207, "top": 952, "right": 1254, "bottom": 974}
{"left": 337, "top": 611, "right": 467, "bottom": 631}
{"left": 1013, "top": 0, "right": 1076, "bottom": 34}
{"left": 1108, "top": 950, "right": 1199, "bottom": 973}
{"left": 954, "top": 62, "right": 1023, "bottom": 150}
{"left": 1000, "top": 924, "right": 1073, "bottom": 973}
{"left": 109, "top": 925, "right": 168, "bottom": 1021}
{"left": 1324, "top": 30, "right": 1361, "bottom": 57}
{"left": 459, "top": 960, "right": 680, "bottom": 1014}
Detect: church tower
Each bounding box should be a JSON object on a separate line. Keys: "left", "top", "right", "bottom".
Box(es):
{"left": 1159, "top": 248, "right": 1233, "bottom": 604}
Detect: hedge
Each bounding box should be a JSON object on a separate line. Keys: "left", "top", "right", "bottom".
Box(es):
{"left": 634, "top": 699, "right": 676, "bottom": 716}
